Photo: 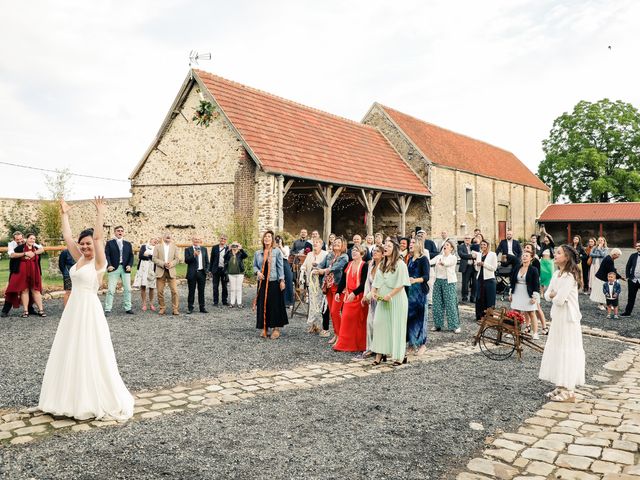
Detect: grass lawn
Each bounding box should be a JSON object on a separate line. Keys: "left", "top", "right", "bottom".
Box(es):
{"left": 0, "top": 256, "right": 187, "bottom": 294}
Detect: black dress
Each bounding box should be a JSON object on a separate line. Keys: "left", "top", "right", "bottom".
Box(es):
{"left": 256, "top": 252, "right": 289, "bottom": 331}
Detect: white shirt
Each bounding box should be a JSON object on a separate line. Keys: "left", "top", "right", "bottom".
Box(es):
{"left": 607, "top": 283, "right": 615, "bottom": 298}
{"left": 163, "top": 242, "right": 170, "bottom": 262}
{"left": 218, "top": 245, "right": 227, "bottom": 268}
{"left": 195, "top": 246, "right": 203, "bottom": 270}
{"left": 634, "top": 256, "right": 640, "bottom": 283}
{"left": 116, "top": 238, "right": 124, "bottom": 263}
{"left": 507, "top": 239, "right": 513, "bottom": 256}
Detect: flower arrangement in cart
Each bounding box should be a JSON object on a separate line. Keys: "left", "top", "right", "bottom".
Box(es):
{"left": 504, "top": 309, "right": 526, "bottom": 325}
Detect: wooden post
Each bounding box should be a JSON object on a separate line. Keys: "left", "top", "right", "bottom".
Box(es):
{"left": 599, "top": 223, "right": 603, "bottom": 237}
{"left": 567, "top": 223, "right": 572, "bottom": 243}
{"left": 634, "top": 222, "right": 638, "bottom": 246}
{"left": 277, "top": 175, "right": 285, "bottom": 232}
{"left": 315, "top": 184, "right": 344, "bottom": 242}
{"left": 388, "top": 195, "right": 413, "bottom": 237}
{"left": 359, "top": 189, "right": 382, "bottom": 236}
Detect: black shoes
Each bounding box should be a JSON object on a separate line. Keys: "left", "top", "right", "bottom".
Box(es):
{"left": 0, "top": 312, "right": 8, "bottom": 318}
{"left": 125, "top": 310, "right": 134, "bottom": 315}
{"left": 200, "top": 309, "right": 209, "bottom": 314}
{"left": 620, "top": 313, "right": 631, "bottom": 317}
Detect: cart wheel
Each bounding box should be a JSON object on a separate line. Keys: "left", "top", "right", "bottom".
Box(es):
{"left": 479, "top": 325, "right": 516, "bottom": 360}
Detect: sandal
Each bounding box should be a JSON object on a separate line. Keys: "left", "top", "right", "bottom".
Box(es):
{"left": 38, "top": 310, "right": 47, "bottom": 317}
{"left": 21, "top": 311, "right": 29, "bottom": 318}
{"left": 545, "top": 387, "right": 562, "bottom": 398}
{"left": 541, "top": 327, "right": 549, "bottom": 335}
{"left": 393, "top": 357, "right": 409, "bottom": 366}
{"left": 550, "top": 390, "right": 575, "bottom": 403}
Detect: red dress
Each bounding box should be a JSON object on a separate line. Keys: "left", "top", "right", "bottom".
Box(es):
{"left": 5, "top": 245, "right": 43, "bottom": 308}
{"left": 333, "top": 261, "right": 368, "bottom": 352}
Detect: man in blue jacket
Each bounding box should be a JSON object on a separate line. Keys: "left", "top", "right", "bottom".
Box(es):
{"left": 104, "top": 225, "right": 134, "bottom": 315}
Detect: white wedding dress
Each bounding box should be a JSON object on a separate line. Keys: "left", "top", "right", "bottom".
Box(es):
{"left": 38, "top": 258, "right": 134, "bottom": 420}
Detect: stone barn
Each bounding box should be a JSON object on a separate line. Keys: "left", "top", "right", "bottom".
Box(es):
{"left": 128, "top": 69, "right": 431, "bottom": 244}
{"left": 363, "top": 104, "right": 550, "bottom": 245}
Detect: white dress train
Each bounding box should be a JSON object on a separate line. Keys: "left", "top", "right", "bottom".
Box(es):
{"left": 38, "top": 259, "right": 134, "bottom": 420}
{"left": 538, "top": 271, "right": 585, "bottom": 391}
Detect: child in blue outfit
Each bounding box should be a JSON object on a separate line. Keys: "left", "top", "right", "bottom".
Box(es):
{"left": 603, "top": 271, "right": 622, "bottom": 319}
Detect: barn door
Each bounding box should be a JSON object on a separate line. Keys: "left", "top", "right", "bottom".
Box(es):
{"left": 498, "top": 221, "right": 507, "bottom": 241}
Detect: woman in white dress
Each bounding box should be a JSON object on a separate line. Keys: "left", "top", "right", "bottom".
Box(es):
{"left": 133, "top": 236, "right": 158, "bottom": 311}
{"left": 509, "top": 251, "right": 540, "bottom": 339}
{"left": 589, "top": 236, "right": 608, "bottom": 310}
{"left": 538, "top": 244, "right": 585, "bottom": 403}
{"left": 301, "top": 238, "right": 328, "bottom": 334}
{"left": 38, "top": 197, "right": 134, "bottom": 421}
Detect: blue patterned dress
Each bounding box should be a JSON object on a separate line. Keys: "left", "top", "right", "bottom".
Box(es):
{"left": 407, "top": 255, "right": 430, "bottom": 347}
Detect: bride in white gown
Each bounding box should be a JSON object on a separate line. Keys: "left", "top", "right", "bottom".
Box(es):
{"left": 38, "top": 197, "right": 134, "bottom": 421}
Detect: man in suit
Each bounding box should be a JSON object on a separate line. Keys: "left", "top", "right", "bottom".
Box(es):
{"left": 621, "top": 241, "right": 640, "bottom": 317}
{"left": 291, "top": 229, "right": 312, "bottom": 254}
{"left": 458, "top": 234, "right": 478, "bottom": 302}
{"left": 153, "top": 231, "right": 180, "bottom": 315}
{"left": 104, "top": 225, "right": 134, "bottom": 315}
{"left": 185, "top": 235, "right": 209, "bottom": 314}
{"left": 417, "top": 228, "right": 438, "bottom": 260}
{"left": 348, "top": 234, "right": 371, "bottom": 261}
{"left": 209, "top": 234, "right": 229, "bottom": 306}
{"left": 496, "top": 230, "right": 522, "bottom": 259}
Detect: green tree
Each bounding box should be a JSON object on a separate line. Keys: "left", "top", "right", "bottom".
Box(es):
{"left": 38, "top": 168, "right": 72, "bottom": 244}
{"left": 538, "top": 99, "right": 640, "bottom": 202}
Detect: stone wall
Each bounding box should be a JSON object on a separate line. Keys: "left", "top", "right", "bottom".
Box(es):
{"left": 255, "top": 171, "right": 278, "bottom": 235}
{"left": 129, "top": 83, "right": 249, "bottom": 245}
{"left": 0, "top": 197, "right": 131, "bottom": 245}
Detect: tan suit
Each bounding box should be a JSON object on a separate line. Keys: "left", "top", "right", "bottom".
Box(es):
{"left": 153, "top": 241, "right": 180, "bottom": 314}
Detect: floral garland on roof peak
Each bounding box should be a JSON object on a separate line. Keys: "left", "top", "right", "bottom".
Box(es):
{"left": 192, "top": 99, "right": 218, "bottom": 127}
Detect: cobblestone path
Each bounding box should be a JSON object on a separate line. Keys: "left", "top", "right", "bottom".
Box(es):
{"left": 457, "top": 345, "right": 640, "bottom": 479}
{"left": 0, "top": 341, "right": 478, "bottom": 447}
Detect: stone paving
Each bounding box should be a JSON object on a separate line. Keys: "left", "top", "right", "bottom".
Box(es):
{"left": 0, "top": 341, "right": 478, "bottom": 448}
{"left": 457, "top": 345, "right": 640, "bottom": 480}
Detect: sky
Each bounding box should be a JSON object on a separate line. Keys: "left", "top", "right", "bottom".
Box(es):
{"left": 1, "top": 0, "right": 638, "bottom": 200}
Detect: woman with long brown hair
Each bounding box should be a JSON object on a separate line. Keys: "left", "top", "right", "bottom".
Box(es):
{"left": 370, "top": 240, "right": 411, "bottom": 366}
{"left": 253, "top": 230, "right": 288, "bottom": 339}
{"left": 538, "top": 245, "right": 585, "bottom": 403}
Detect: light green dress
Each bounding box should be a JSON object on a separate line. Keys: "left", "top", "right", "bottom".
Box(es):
{"left": 370, "top": 260, "right": 411, "bottom": 361}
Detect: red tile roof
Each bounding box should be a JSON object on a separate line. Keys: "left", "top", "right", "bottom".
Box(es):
{"left": 378, "top": 105, "right": 549, "bottom": 191}
{"left": 194, "top": 70, "right": 430, "bottom": 196}
{"left": 538, "top": 203, "right": 640, "bottom": 222}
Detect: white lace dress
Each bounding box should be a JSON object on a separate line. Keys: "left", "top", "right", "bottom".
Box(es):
{"left": 39, "top": 259, "right": 134, "bottom": 420}
{"left": 538, "top": 271, "right": 585, "bottom": 390}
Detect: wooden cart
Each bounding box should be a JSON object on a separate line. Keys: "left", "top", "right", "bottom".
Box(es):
{"left": 473, "top": 307, "right": 544, "bottom": 360}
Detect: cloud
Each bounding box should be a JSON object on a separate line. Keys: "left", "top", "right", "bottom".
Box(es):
{"left": 0, "top": 0, "right": 639, "bottom": 200}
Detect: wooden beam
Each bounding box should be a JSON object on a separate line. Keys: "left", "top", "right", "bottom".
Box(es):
{"left": 599, "top": 223, "right": 603, "bottom": 237}
{"left": 567, "top": 222, "right": 572, "bottom": 243}
{"left": 634, "top": 222, "right": 638, "bottom": 246}
{"left": 283, "top": 179, "right": 295, "bottom": 196}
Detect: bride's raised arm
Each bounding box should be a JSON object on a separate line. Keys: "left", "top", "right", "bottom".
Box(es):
{"left": 61, "top": 199, "right": 82, "bottom": 261}
{"left": 92, "top": 197, "right": 107, "bottom": 271}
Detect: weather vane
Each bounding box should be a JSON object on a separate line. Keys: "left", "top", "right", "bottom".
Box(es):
{"left": 189, "top": 50, "right": 212, "bottom": 68}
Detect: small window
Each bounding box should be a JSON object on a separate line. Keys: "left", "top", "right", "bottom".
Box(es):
{"left": 465, "top": 187, "right": 474, "bottom": 213}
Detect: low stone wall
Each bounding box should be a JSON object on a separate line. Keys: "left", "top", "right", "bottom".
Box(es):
{"left": 0, "top": 197, "right": 132, "bottom": 244}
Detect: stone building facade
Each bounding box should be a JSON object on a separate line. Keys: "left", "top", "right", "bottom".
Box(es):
{"left": 363, "top": 103, "right": 550, "bottom": 245}
{"left": 128, "top": 70, "right": 430, "bottom": 245}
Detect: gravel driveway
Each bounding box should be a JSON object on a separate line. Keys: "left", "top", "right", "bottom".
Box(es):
{"left": 0, "top": 335, "right": 626, "bottom": 480}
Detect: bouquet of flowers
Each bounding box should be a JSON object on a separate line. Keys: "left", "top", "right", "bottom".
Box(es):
{"left": 504, "top": 309, "right": 526, "bottom": 325}
{"left": 192, "top": 100, "right": 217, "bottom": 127}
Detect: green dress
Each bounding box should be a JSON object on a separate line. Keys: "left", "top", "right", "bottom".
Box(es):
{"left": 540, "top": 259, "right": 554, "bottom": 288}
{"left": 370, "top": 260, "right": 411, "bottom": 361}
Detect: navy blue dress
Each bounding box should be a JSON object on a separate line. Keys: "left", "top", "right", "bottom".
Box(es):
{"left": 406, "top": 255, "right": 430, "bottom": 347}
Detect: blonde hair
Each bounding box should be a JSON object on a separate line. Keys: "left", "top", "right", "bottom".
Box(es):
{"left": 412, "top": 239, "right": 425, "bottom": 259}
{"left": 351, "top": 243, "right": 366, "bottom": 258}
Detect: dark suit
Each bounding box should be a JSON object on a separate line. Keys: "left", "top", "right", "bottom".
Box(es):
{"left": 209, "top": 244, "right": 229, "bottom": 305}
{"left": 595, "top": 255, "right": 621, "bottom": 282}
{"left": 185, "top": 246, "right": 209, "bottom": 311}
{"left": 105, "top": 238, "right": 134, "bottom": 270}
{"left": 623, "top": 252, "right": 640, "bottom": 315}
{"left": 496, "top": 239, "right": 522, "bottom": 259}
{"left": 457, "top": 242, "right": 477, "bottom": 301}
{"left": 423, "top": 239, "right": 438, "bottom": 260}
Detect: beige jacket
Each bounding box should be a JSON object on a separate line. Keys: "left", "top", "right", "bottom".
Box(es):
{"left": 153, "top": 241, "right": 180, "bottom": 278}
